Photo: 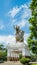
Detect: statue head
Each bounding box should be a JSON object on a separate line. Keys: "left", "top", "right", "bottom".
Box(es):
{"left": 14, "top": 25, "right": 20, "bottom": 33}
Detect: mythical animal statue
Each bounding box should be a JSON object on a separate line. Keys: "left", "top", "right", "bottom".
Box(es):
{"left": 14, "top": 25, "right": 24, "bottom": 42}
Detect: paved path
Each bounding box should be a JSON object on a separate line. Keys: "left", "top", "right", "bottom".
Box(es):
{"left": 29, "top": 62, "right": 37, "bottom": 64}
{"left": 0, "top": 61, "right": 23, "bottom": 65}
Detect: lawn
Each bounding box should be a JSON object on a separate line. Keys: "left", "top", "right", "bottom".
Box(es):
{"left": 31, "top": 64, "right": 37, "bottom": 65}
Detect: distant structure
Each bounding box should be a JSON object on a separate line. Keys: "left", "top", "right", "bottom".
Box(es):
{"left": 14, "top": 25, "right": 24, "bottom": 42}
{"left": 7, "top": 25, "right": 30, "bottom": 61}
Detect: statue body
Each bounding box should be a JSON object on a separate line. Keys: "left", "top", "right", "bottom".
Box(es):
{"left": 14, "top": 26, "right": 24, "bottom": 42}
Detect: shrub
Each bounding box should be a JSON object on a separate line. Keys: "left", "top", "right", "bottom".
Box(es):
{"left": 20, "top": 57, "right": 30, "bottom": 65}
{"left": 19, "top": 54, "right": 22, "bottom": 59}
{"left": 0, "top": 51, "right": 7, "bottom": 61}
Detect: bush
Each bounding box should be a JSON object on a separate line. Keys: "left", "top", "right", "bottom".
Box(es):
{"left": 0, "top": 51, "right": 7, "bottom": 61}
{"left": 19, "top": 54, "right": 22, "bottom": 59}
{"left": 20, "top": 57, "right": 30, "bottom": 65}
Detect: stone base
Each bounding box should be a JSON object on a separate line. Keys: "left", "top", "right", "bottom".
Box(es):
{"left": 7, "top": 57, "right": 19, "bottom": 61}
{"left": 7, "top": 57, "right": 10, "bottom": 61}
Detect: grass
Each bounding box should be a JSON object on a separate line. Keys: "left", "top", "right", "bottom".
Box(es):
{"left": 31, "top": 64, "right": 37, "bottom": 65}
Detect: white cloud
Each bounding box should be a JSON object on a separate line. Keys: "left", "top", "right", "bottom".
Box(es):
{"left": 21, "top": 9, "right": 31, "bottom": 19}
{"left": 21, "top": 4, "right": 28, "bottom": 8}
{"left": 8, "top": 4, "right": 31, "bottom": 28}
{"left": 19, "top": 20, "right": 25, "bottom": 27}
{"left": 8, "top": 7, "right": 21, "bottom": 18}
{"left": 24, "top": 33, "right": 29, "bottom": 42}
{"left": 8, "top": 4, "right": 29, "bottom": 18}
{"left": 0, "top": 20, "right": 5, "bottom": 30}
{"left": 0, "top": 35, "right": 15, "bottom": 45}
{"left": 6, "top": 3, "right": 31, "bottom": 32}
{"left": 17, "top": 19, "right": 26, "bottom": 28}
{"left": 0, "top": 24, "right": 5, "bottom": 30}
{"left": 14, "top": 19, "right": 28, "bottom": 28}
{"left": 0, "top": 33, "right": 29, "bottom": 45}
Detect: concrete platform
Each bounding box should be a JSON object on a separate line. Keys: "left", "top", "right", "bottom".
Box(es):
{"left": 0, "top": 61, "right": 23, "bottom": 65}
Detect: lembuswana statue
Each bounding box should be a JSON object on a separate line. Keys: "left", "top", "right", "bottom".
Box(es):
{"left": 14, "top": 25, "right": 24, "bottom": 42}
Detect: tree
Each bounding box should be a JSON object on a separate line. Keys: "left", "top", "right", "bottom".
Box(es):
{"left": 28, "top": 0, "right": 37, "bottom": 55}
{"left": 0, "top": 44, "right": 7, "bottom": 60}
{"left": 0, "top": 44, "right": 4, "bottom": 50}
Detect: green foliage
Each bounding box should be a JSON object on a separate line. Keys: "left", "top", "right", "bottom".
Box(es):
{"left": 0, "top": 44, "right": 7, "bottom": 61}
{"left": 20, "top": 57, "right": 30, "bottom": 64}
{"left": 0, "top": 51, "right": 7, "bottom": 61}
{"left": 31, "top": 54, "right": 37, "bottom": 62}
{"left": 0, "top": 44, "right": 4, "bottom": 50}
{"left": 31, "top": 63, "right": 37, "bottom": 65}
{"left": 0, "top": 51, "right": 7, "bottom": 57}
{"left": 19, "top": 54, "right": 22, "bottom": 59}
{"left": 28, "top": 0, "right": 37, "bottom": 55}
{"left": 30, "top": 0, "right": 37, "bottom": 15}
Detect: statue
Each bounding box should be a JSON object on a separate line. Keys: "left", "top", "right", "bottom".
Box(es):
{"left": 14, "top": 25, "right": 24, "bottom": 42}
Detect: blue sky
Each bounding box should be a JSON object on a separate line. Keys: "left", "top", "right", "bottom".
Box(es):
{"left": 0, "top": 0, "right": 31, "bottom": 44}
{"left": 0, "top": 0, "right": 31, "bottom": 35}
